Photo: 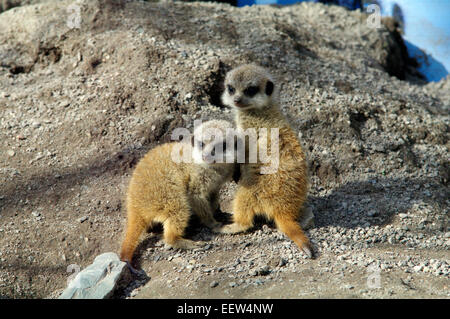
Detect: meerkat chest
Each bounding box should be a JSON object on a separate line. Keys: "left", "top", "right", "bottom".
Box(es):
{"left": 237, "top": 117, "right": 283, "bottom": 164}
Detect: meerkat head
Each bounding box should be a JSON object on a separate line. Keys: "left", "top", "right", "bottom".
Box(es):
{"left": 221, "top": 64, "right": 278, "bottom": 111}
{"left": 191, "top": 120, "right": 238, "bottom": 165}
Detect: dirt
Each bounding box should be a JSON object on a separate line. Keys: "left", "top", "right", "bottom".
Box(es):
{"left": 0, "top": 0, "right": 448, "bottom": 299}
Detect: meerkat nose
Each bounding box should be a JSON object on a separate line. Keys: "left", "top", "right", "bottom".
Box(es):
{"left": 234, "top": 96, "right": 243, "bottom": 104}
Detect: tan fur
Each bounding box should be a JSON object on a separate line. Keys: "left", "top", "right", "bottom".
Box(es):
{"left": 219, "top": 64, "right": 313, "bottom": 258}
{"left": 120, "top": 120, "right": 235, "bottom": 264}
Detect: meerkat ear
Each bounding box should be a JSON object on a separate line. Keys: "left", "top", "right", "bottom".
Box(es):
{"left": 265, "top": 80, "right": 274, "bottom": 96}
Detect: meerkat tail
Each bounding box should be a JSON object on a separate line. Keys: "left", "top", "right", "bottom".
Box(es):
{"left": 119, "top": 210, "right": 147, "bottom": 263}
{"left": 274, "top": 215, "right": 314, "bottom": 258}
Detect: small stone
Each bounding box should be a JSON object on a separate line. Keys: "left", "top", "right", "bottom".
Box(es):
{"left": 31, "top": 211, "right": 41, "bottom": 217}
{"left": 229, "top": 282, "right": 237, "bottom": 288}
{"left": 32, "top": 121, "right": 41, "bottom": 128}
{"left": 210, "top": 281, "right": 219, "bottom": 288}
{"left": 7, "top": 150, "right": 15, "bottom": 157}
{"left": 254, "top": 279, "right": 263, "bottom": 285}
{"left": 77, "top": 216, "right": 88, "bottom": 223}
{"left": 413, "top": 265, "right": 423, "bottom": 272}
{"left": 60, "top": 100, "right": 70, "bottom": 108}
{"left": 278, "top": 258, "right": 288, "bottom": 267}
{"left": 343, "top": 284, "right": 354, "bottom": 290}
{"left": 367, "top": 210, "right": 378, "bottom": 217}
{"left": 255, "top": 265, "right": 271, "bottom": 276}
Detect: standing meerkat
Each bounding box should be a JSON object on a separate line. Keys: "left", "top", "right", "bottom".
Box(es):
{"left": 219, "top": 64, "right": 313, "bottom": 258}
{"left": 120, "top": 120, "right": 238, "bottom": 265}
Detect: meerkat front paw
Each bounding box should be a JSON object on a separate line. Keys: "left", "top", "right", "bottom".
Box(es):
{"left": 218, "top": 223, "right": 249, "bottom": 234}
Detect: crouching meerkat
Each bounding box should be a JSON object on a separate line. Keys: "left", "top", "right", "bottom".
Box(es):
{"left": 219, "top": 64, "right": 313, "bottom": 258}
{"left": 120, "top": 120, "right": 238, "bottom": 265}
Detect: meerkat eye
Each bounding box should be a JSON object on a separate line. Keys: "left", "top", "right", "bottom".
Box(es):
{"left": 227, "top": 85, "right": 235, "bottom": 95}
{"left": 244, "top": 86, "right": 259, "bottom": 97}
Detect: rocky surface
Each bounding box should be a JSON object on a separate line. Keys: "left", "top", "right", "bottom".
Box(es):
{"left": 0, "top": 0, "right": 448, "bottom": 299}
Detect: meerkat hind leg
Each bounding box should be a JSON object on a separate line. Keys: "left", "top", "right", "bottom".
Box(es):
{"left": 217, "top": 208, "right": 254, "bottom": 234}
{"left": 163, "top": 217, "right": 204, "bottom": 250}
{"left": 219, "top": 222, "right": 252, "bottom": 234}
{"left": 216, "top": 192, "right": 255, "bottom": 234}
{"left": 193, "top": 198, "right": 221, "bottom": 230}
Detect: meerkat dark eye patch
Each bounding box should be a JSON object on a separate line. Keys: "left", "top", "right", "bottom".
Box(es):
{"left": 265, "top": 80, "right": 274, "bottom": 96}
{"left": 244, "top": 86, "right": 259, "bottom": 97}
{"left": 227, "top": 85, "right": 235, "bottom": 95}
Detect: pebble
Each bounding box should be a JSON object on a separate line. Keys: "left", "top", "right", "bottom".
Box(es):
{"left": 278, "top": 258, "right": 288, "bottom": 267}
{"left": 31, "top": 211, "right": 41, "bottom": 217}
{"left": 413, "top": 265, "right": 423, "bottom": 272}
{"left": 7, "top": 150, "right": 15, "bottom": 157}
{"left": 77, "top": 216, "right": 88, "bottom": 223}
{"left": 342, "top": 284, "right": 354, "bottom": 290}
{"left": 32, "top": 121, "right": 41, "bottom": 128}
{"left": 210, "top": 281, "right": 219, "bottom": 288}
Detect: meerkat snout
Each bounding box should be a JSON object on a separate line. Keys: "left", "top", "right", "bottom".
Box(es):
{"left": 221, "top": 64, "right": 277, "bottom": 110}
